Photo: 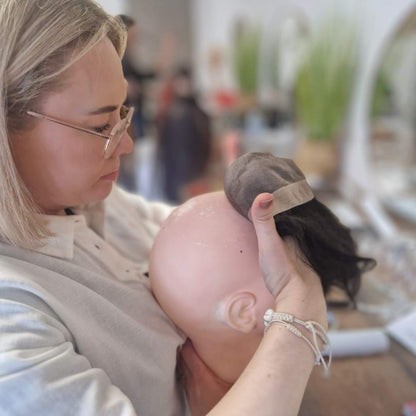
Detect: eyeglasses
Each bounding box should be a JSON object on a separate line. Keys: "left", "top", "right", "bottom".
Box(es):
{"left": 26, "top": 105, "right": 134, "bottom": 159}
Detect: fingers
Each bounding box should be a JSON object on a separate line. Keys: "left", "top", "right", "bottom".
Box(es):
{"left": 250, "top": 193, "right": 295, "bottom": 298}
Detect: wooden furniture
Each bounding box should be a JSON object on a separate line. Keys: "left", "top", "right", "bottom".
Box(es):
{"left": 299, "top": 304, "right": 416, "bottom": 415}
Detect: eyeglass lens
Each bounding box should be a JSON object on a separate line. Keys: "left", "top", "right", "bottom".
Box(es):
{"left": 103, "top": 107, "right": 133, "bottom": 159}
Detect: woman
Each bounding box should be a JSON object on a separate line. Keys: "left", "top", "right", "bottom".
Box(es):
{"left": 0, "top": 1, "right": 328, "bottom": 415}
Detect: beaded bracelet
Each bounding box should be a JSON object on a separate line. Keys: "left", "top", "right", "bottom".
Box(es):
{"left": 263, "top": 309, "right": 332, "bottom": 376}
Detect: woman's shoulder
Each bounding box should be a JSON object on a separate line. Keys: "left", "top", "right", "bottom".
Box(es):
{"left": 0, "top": 249, "right": 61, "bottom": 296}
{"left": 0, "top": 250, "right": 68, "bottom": 330}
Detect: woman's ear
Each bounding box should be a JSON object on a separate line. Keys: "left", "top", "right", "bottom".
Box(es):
{"left": 220, "top": 292, "right": 258, "bottom": 333}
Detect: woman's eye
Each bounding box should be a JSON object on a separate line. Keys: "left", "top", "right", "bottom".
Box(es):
{"left": 94, "top": 123, "right": 111, "bottom": 133}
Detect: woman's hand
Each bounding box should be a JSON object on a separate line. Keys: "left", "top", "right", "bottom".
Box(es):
{"left": 178, "top": 340, "right": 232, "bottom": 416}
{"left": 249, "top": 193, "right": 298, "bottom": 298}
{"left": 250, "top": 193, "right": 327, "bottom": 326}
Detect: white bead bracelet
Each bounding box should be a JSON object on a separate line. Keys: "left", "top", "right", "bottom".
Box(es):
{"left": 263, "top": 309, "right": 332, "bottom": 376}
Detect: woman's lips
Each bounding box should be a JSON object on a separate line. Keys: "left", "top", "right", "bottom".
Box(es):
{"left": 100, "top": 170, "right": 119, "bottom": 181}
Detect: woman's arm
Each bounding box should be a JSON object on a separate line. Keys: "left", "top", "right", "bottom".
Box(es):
{"left": 182, "top": 193, "right": 328, "bottom": 416}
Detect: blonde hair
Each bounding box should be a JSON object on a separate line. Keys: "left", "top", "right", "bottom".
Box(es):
{"left": 0, "top": 0, "right": 127, "bottom": 249}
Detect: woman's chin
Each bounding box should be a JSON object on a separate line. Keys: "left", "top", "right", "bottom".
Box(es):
{"left": 86, "top": 181, "right": 115, "bottom": 205}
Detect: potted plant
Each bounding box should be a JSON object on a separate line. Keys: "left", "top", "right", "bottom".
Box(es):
{"left": 231, "top": 19, "right": 262, "bottom": 114}
{"left": 294, "top": 16, "right": 358, "bottom": 184}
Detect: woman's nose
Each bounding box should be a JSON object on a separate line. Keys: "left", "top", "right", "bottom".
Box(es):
{"left": 115, "top": 130, "right": 134, "bottom": 157}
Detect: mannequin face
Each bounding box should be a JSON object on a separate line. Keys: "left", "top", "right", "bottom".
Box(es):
{"left": 150, "top": 191, "right": 275, "bottom": 383}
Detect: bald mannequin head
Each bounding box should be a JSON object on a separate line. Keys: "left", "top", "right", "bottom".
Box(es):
{"left": 149, "top": 191, "right": 275, "bottom": 383}
{"left": 150, "top": 189, "right": 374, "bottom": 383}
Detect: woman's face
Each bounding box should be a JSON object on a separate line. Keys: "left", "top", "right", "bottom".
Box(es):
{"left": 11, "top": 37, "right": 133, "bottom": 215}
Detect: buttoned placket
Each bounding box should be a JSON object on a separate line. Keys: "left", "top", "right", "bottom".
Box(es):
{"left": 72, "top": 216, "right": 151, "bottom": 287}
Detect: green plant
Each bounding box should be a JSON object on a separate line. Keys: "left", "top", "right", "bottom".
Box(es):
{"left": 232, "top": 20, "right": 262, "bottom": 94}
{"left": 295, "top": 17, "right": 358, "bottom": 141}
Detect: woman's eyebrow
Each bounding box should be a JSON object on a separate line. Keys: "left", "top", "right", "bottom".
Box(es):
{"left": 87, "top": 105, "right": 118, "bottom": 115}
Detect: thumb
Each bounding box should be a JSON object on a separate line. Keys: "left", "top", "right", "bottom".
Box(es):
{"left": 250, "top": 193, "right": 294, "bottom": 297}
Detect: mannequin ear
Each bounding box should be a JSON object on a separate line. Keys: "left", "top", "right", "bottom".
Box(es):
{"left": 221, "top": 292, "right": 257, "bottom": 333}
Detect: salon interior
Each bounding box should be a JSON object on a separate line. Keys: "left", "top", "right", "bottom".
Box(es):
{"left": 99, "top": 0, "right": 416, "bottom": 414}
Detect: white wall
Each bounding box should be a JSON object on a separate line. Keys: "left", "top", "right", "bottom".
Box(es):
{"left": 95, "top": 0, "right": 128, "bottom": 15}
{"left": 96, "top": 0, "right": 192, "bottom": 77}
{"left": 128, "top": 0, "right": 191, "bottom": 69}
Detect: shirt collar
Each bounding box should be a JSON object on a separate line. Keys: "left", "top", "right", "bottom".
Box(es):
{"left": 32, "top": 200, "right": 106, "bottom": 260}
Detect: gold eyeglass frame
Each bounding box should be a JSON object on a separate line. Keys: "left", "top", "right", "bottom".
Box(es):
{"left": 26, "top": 105, "right": 134, "bottom": 159}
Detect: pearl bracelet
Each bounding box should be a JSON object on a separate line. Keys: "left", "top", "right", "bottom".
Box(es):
{"left": 263, "top": 309, "right": 332, "bottom": 376}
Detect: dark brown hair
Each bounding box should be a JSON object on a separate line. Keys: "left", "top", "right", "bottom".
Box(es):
{"left": 274, "top": 198, "right": 375, "bottom": 302}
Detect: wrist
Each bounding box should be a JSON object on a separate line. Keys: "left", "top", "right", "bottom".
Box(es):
{"left": 263, "top": 309, "right": 331, "bottom": 373}
{"left": 273, "top": 272, "right": 328, "bottom": 330}
{"left": 262, "top": 321, "right": 317, "bottom": 369}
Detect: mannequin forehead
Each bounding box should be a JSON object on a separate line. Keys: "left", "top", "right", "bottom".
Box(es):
{"left": 165, "top": 191, "right": 254, "bottom": 238}
{"left": 160, "top": 191, "right": 258, "bottom": 262}
{"left": 151, "top": 192, "right": 262, "bottom": 302}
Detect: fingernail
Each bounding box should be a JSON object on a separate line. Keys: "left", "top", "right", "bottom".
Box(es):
{"left": 260, "top": 198, "right": 274, "bottom": 209}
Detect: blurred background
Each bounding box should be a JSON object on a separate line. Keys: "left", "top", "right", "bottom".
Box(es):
{"left": 95, "top": 1, "right": 416, "bottom": 411}
{"left": 97, "top": 0, "right": 416, "bottom": 320}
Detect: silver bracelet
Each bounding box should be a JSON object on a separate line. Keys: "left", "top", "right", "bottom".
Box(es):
{"left": 263, "top": 309, "right": 332, "bottom": 376}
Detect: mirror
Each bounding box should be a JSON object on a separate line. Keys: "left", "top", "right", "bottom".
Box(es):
{"left": 370, "top": 8, "right": 416, "bottom": 224}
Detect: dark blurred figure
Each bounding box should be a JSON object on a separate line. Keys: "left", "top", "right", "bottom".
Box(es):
{"left": 157, "top": 66, "right": 212, "bottom": 203}
{"left": 119, "top": 14, "right": 157, "bottom": 139}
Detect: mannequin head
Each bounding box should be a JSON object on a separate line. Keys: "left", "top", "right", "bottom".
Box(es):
{"left": 150, "top": 191, "right": 276, "bottom": 383}
{"left": 150, "top": 188, "right": 375, "bottom": 383}
{"left": 151, "top": 152, "right": 376, "bottom": 383}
